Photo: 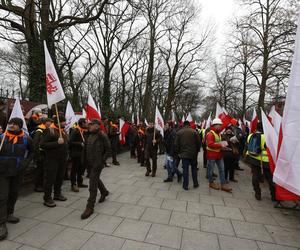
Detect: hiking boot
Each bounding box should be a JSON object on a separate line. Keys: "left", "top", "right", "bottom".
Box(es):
{"left": 0, "top": 223, "right": 7, "bottom": 241}
{"left": 145, "top": 170, "right": 150, "bottom": 176}
{"left": 99, "top": 191, "right": 109, "bottom": 203}
{"left": 44, "top": 199, "right": 56, "bottom": 207}
{"left": 113, "top": 161, "right": 120, "bottom": 166}
{"left": 78, "top": 183, "right": 88, "bottom": 188}
{"left": 54, "top": 194, "right": 67, "bottom": 201}
{"left": 209, "top": 182, "right": 220, "bottom": 190}
{"left": 164, "top": 178, "right": 173, "bottom": 182}
{"left": 255, "top": 192, "right": 262, "bottom": 200}
{"left": 7, "top": 214, "right": 20, "bottom": 224}
{"left": 177, "top": 174, "right": 182, "bottom": 183}
{"left": 221, "top": 185, "right": 232, "bottom": 193}
{"left": 81, "top": 207, "right": 94, "bottom": 220}
{"left": 71, "top": 185, "right": 79, "bottom": 192}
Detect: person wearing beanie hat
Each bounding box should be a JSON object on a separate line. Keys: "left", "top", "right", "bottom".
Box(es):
{"left": 40, "top": 114, "right": 68, "bottom": 208}
{"left": 0, "top": 117, "right": 33, "bottom": 241}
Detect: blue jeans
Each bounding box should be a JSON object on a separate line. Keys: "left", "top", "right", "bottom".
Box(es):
{"left": 207, "top": 159, "right": 225, "bottom": 185}
{"left": 166, "top": 154, "right": 182, "bottom": 179}
{"left": 182, "top": 158, "right": 198, "bottom": 189}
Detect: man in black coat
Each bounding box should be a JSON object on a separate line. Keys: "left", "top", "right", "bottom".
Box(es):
{"left": 0, "top": 118, "right": 33, "bottom": 240}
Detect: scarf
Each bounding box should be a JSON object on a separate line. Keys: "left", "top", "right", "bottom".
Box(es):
{"left": 4, "top": 130, "right": 25, "bottom": 144}
{"left": 50, "top": 123, "right": 65, "bottom": 135}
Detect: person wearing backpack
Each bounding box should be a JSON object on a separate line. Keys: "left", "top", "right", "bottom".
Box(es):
{"left": 246, "top": 122, "right": 275, "bottom": 201}
{"left": 0, "top": 118, "right": 33, "bottom": 241}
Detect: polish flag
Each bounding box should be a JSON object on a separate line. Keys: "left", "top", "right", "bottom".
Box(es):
{"left": 155, "top": 106, "right": 164, "bottom": 137}
{"left": 82, "top": 108, "right": 86, "bottom": 119}
{"left": 86, "top": 93, "right": 101, "bottom": 121}
{"left": 216, "top": 103, "right": 232, "bottom": 129}
{"left": 250, "top": 109, "right": 258, "bottom": 133}
{"left": 205, "top": 113, "right": 212, "bottom": 130}
{"left": 145, "top": 118, "right": 149, "bottom": 126}
{"left": 181, "top": 115, "right": 185, "bottom": 123}
{"left": 269, "top": 106, "right": 282, "bottom": 135}
{"left": 119, "top": 118, "right": 129, "bottom": 145}
{"left": 44, "top": 41, "right": 65, "bottom": 107}
{"left": 97, "top": 104, "right": 102, "bottom": 119}
{"left": 171, "top": 110, "right": 176, "bottom": 123}
{"left": 65, "top": 101, "right": 78, "bottom": 133}
{"left": 186, "top": 112, "right": 196, "bottom": 129}
{"left": 9, "top": 98, "right": 28, "bottom": 133}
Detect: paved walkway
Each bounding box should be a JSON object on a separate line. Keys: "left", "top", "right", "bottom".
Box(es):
{"left": 2, "top": 153, "right": 300, "bottom": 250}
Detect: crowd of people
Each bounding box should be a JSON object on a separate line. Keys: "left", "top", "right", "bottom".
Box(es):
{"left": 0, "top": 105, "right": 276, "bottom": 241}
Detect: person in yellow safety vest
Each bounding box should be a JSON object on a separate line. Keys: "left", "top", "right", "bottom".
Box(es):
{"left": 246, "top": 122, "right": 275, "bottom": 201}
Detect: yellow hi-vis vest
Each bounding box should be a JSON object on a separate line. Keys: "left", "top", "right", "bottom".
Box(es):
{"left": 206, "top": 130, "right": 221, "bottom": 153}
{"left": 246, "top": 133, "right": 269, "bottom": 163}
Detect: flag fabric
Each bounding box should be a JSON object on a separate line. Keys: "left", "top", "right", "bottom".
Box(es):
{"left": 65, "top": 101, "right": 78, "bottom": 134}
{"left": 205, "top": 113, "right": 211, "bottom": 130}
{"left": 9, "top": 98, "right": 28, "bottom": 133}
{"left": 119, "top": 118, "right": 127, "bottom": 145}
{"left": 216, "top": 103, "right": 223, "bottom": 118}
{"left": 274, "top": 13, "right": 300, "bottom": 196}
{"left": 269, "top": 106, "right": 282, "bottom": 135}
{"left": 216, "top": 103, "right": 232, "bottom": 129}
{"left": 155, "top": 106, "right": 164, "bottom": 137}
{"left": 44, "top": 41, "right": 65, "bottom": 107}
{"left": 171, "top": 110, "right": 176, "bottom": 122}
{"left": 86, "top": 93, "right": 101, "bottom": 121}
{"left": 82, "top": 108, "right": 86, "bottom": 119}
{"left": 181, "top": 115, "right": 185, "bottom": 123}
{"left": 186, "top": 113, "right": 193, "bottom": 122}
{"left": 145, "top": 118, "right": 149, "bottom": 126}
{"left": 137, "top": 113, "right": 140, "bottom": 125}
{"left": 131, "top": 113, "right": 134, "bottom": 124}
{"left": 250, "top": 109, "right": 258, "bottom": 133}
{"left": 97, "top": 104, "right": 102, "bottom": 119}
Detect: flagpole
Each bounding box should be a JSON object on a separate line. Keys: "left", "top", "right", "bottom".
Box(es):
{"left": 55, "top": 104, "right": 62, "bottom": 138}
{"left": 0, "top": 132, "right": 7, "bottom": 152}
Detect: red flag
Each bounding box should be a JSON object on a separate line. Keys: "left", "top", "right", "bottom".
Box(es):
{"left": 120, "top": 121, "right": 130, "bottom": 145}
{"left": 250, "top": 109, "right": 258, "bottom": 133}
{"left": 86, "top": 93, "right": 101, "bottom": 121}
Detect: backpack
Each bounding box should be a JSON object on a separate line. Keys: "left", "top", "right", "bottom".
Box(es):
{"left": 247, "top": 133, "right": 261, "bottom": 156}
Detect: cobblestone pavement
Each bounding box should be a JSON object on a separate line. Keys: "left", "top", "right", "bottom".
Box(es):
{"left": 2, "top": 153, "right": 300, "bottom": 250}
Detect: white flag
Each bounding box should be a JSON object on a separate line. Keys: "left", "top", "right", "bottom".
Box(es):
{"left": 181, "top": 115, "right": 185, "bottom": 123}
{"left": 186, "top": 113, "right": 193, "bottom": 122}
{"left": 131, "top": 113, "right": 134, "bottom": 124}
{"left": 216, "top": 103, "right": 223, "bottom": 118}
{"left": 274, "top": 12, "right": 300, "bottom": 195}
{"left": 97, "top": 103, "right": 102, "bottom": 119}
{"left": 119, "top": 118, "right": 125, "bottom": 141}
{"left": 82, "top": 108, "right": 86, "bottom": 118}
{"left": 155, "top": 106, "right": 164, "bottom": 137}
{"left": 145, "top": 118, "right": 149, "bottom": 126}
{"left": 9, "top": 98, "right": 28, "bottom": 133}
{"left": 137, "top": 113, "right": 140, "bottom": 125}
{"left": 44, "top": 41, "right": 65, "bottom": 107}
{"left": 269, "top": 106, "right": 282, "bottom": 135}
{"left": 205, "top": 113, "right": 211, "bottom": 130}
{"left": 171, "top": 110, "right": 176, "bottom": 122}
{"left": 65, "top": 101, "right": 78, "bottom": 134}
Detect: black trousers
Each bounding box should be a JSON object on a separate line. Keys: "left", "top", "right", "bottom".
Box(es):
{"left": 34, "top": 159, "right": 44, "bottom": 188}
{"left": 137, "top": 146, "right": 145, "bottom": 165}
{"left": 43, "top": 157, "right": 67, "bottom": 201}
{"left": 0, "top": 174, "right": 22, "bottom": 224}
{"left": 223, "top": 155, "right": 237, "bottom": 181}
{"left": 87, "top": 164, "right": 108, "bottom": 209}
{"left": 251, "top": 165, "right": 275, "bottom": 199}
{"left": 145, "top": 149, "right": 157, "bottom": 174}
{"left": 70, "top": 157, "right": 84, "bottom": 186}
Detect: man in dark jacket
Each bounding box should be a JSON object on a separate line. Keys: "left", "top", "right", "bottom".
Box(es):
{"left": 127, "top": 124, "right": 137, "bottom": 158}
{"left": 69, "top": 118, "right": 88, "bottom": 192}
{"left": 41, "top": 115, "right": 68, "bottom": 207}
{"left": 32, "top": 117, "right": 52, "bottom": 192}
{"left": 81, "top": 119, "right": 111, "bottom": 220}
{"left": 0, "top": 118, "right": 33, "bottom": 240}
{"left": 164, "top": 121, "right": 182, "bottom": 182}
{"left": 175, "top": 121, "right": 200, "bottom": 190}
{"left": 144, "top": 123, "right": 162, "bottom": 177}
{"left": 136, "top": 124, "right": 146, "bottom": 167}
{"left": 108, "top": 120, "right": 120, "bottom": 165}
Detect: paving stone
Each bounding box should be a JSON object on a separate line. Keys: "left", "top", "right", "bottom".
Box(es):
{"left": 265, "top": 225, "right": 300, "bottom": 248}
{"left": 181, "top": 229, "right": 219, "bottom": 250}
{"left": 218, "top": 235, "right": 258, "bottom": 250}
{"left": 241, "top": 209, "right": 278, "bottom": 225}
{"left": 15, "top": 203, "right": 49, "bottom": 218}
{"left": 151, "top": 182, "right": 171, "bottom": 190}
{"left": 0, "top": 240, "right": 21, "bottom": 250}
{"left": 141, "top": 207, "right": 171, "bottom": 224}
{"left": 17, "top": 246, "right": 40, "bottom": 250}
{"left": 93, "top": 201, "right": 123, "bottom": 215}
{"left": 14, "top": 200, "right": 31, "bottom": 211}
{"left": 200, "top": 195, "right": 225, "bottom": 205}
{"left": 54, "top": 194, "right": 81, "bottom": 207}
{"left": 6, "top": 217, "right": 40, "bottom": 240}
{"left": 115, "top": 204, "right": 146, "bottom": 219}
{"left": 116, "top": 184, "right": 139, "bottom": 193}
{"left": 43, "top": 227, "right": 93, "bottom": 250}
{"left": 177, "top": 192, "right": 200, "bottom": 202}
{"left": 69, "top": 198, "right": 88, "bottom": 210}
{"left": 138, "top": 196, "right": 164, "bottom": 208}
{"left": 145, "top": 223, "right": 182, "bottom": 249}
{"left": 121, "top": 240, "right": 160, "bottom": 250}
{"left": 155, "top": 190, "right": 178, "bottom": 200}
{"left": 34, "top": 206, "right": 74, "bottom": 223}
{"left": 134, "top": 180, "right": 153, "bottom": 188}
{"left": 58, "top": 209, "right": 98, "bottom": 229}
{"left": 116, "top": 193, "right": 142, "bottom": 204}
{"left": 201, "top": 216, "right": 235, "bottom": 236}
{"left": 15, "top": 222, "right": 65, "bottom": 248}
{"left": 232, "top": 220, "right": 274, "bottom": 242}
{"left": 19, "top": 193, "right": 43, "bottom": 203}
{"left": 161, "top": 199, "right": 187, "bottom": 212}
{"left": 256, "top": 241, "right": 298, "bottom": 250}
{"left": 84, "top": 214, "right": 123, "bottom": 234}
{"left": 187, "top": 201, "right": 214, "bottom": 216}
{"left": 113, "top": 218, "right": 151, "bottom": 241}
{"left": 271, "top": 213, "right": 300, "bottom": 229}
{"left": 224, "top": 197, "right": 252, "bottom": 209}
{"left": 81, "top": 233, "right": 125, "bottom": 250}
{"left": 213, "top": 205, "right": 244, "bottom": 221}
{"left": 169, "top": 211, "right": 200, "bottom": 230}
{"left": 135, "top": 187, "right": 158, "bottom": 197}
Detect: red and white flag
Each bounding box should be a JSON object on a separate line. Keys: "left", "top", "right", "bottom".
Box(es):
{"left": 44, "top": 41, "right": 65, "bottom": 107}
{"left": 171, "top": 110, "right": 176, "bottom": 123}
{"left": 269, "top": 106, "right": 282, "bottom": 135}
{"left": 65, "top": 101, "right": 78, "bottom": 133}
{"left": 205, "top": 113, "right": 212, "bottom": 130}
{"left": 250, "top": 109, "right": 258, "bottom": 133}
{"left": 82, "top": 108, "right": 86, "bottom": 119}
{"left": 155, "top": 106, "right": 164, "bottom": 137}
{"left": 97, "top": 104, "right": 102, "bottom": 119}
{"left": 186, "top": 113, "right": 193, "bottom": 122}
{"left": 9, "top": 98, "right": 28, "bottom": 133}
{"left": 145, "top": 118, "right": 149, "bottom": 126}
{"left": 86, "top": 93, "right": 101, "bottom": 121}
{"left": 274, "top": 13, "right": 300, "bottom": 196}
{"left": 181, "top": 115, "right": 185, "bottom": 123}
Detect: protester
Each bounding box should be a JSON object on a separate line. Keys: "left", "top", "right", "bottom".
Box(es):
{"left": 206, "top": 118, "right": 232, "bottom": 192}
{"left": 245, "top": 122, "right": 275, "bottom": 201}
{"left": 136, "top": 124, "right": 146, "bottom": 167}
{"left": 164, "top": 121, "right": 182, "bottom": 182}
{"left": 28, "top": 108, "right": 43, "bottom": 134}
{"left": 144, "top": 122, "right": 162, "bottom": 177}
{"left": 0, "top": 118, "right": 33, "bottom": 241}
{"left": 32, "top": 117, "right": 52, "bottom": 192}
{"left": 108, "top": 120, "right": 120, "bottom": 165}
{"left": 127, "top": 124, "right": 137, "bottom": 158}
{"left": 69, "top": 118, "right": 88, "bottom": 192}
{"left": 81, "top": 119, "right": 110, "bottom": 220}
{"left": 41, "top": 115, "right": 68, "bottom": 207}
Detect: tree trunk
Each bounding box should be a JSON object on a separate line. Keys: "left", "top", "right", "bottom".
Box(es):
{"left": 102, "top": 59, "right": 111, "bottom": 114}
